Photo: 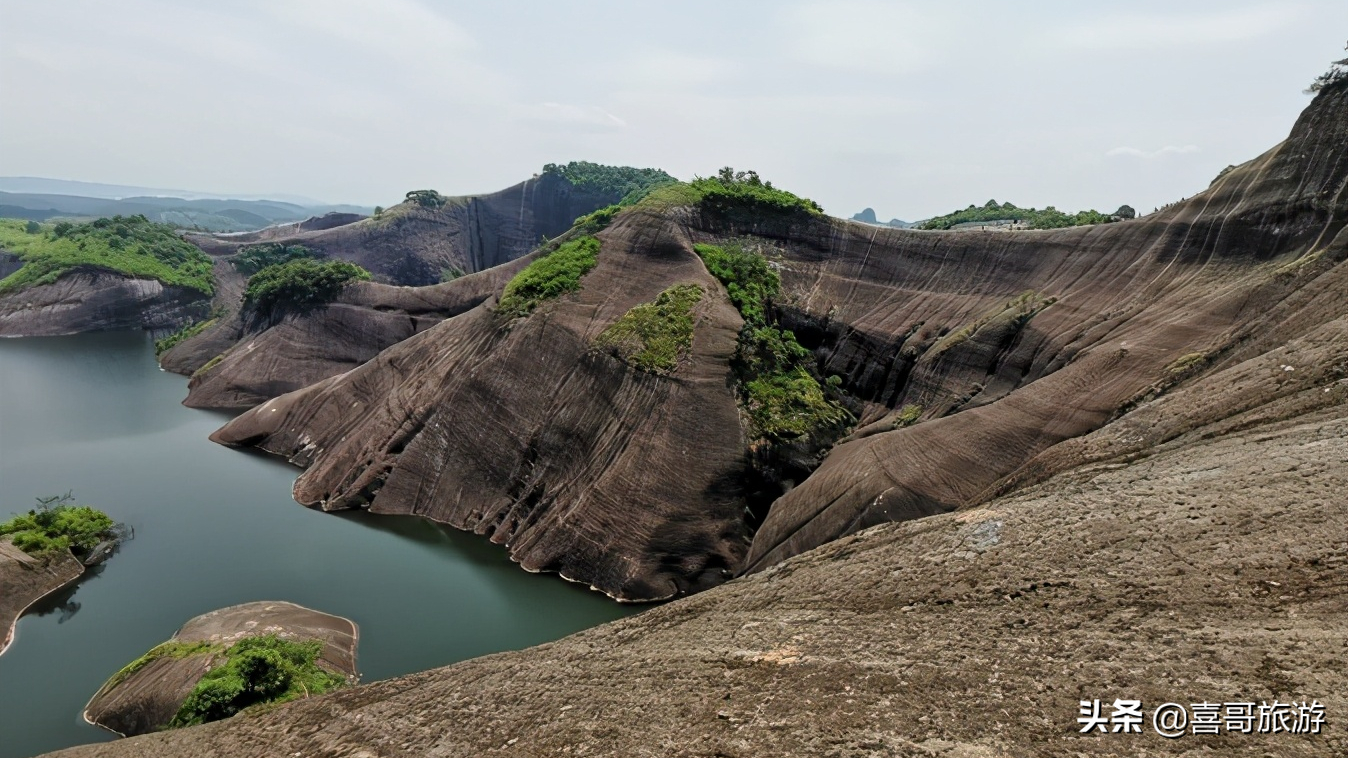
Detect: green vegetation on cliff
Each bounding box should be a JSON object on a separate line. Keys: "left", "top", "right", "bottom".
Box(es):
{"left": 594, "top": 284, "right": 703, "bottom": 374}
{"left": 695, "top": 242, "right": 850, "bottom": 442}
{"left": 1, "top": 494, "right": 117, "bottom": 556}
{"left": 243, "top": 259, "right": 371, "bottom": 313}
{"left": 919, "top": 200, "right": 1113, "bottom": 230}
{"left": 155, "top": 318, "right": 218, "bottom": 355}
{"left": 232, "top": 242, "right": 321, "bottom": 275}
{"left": 102, "top": 640, "right": 224, "bottom": 692}
{"left": 0, "top": 216, "right": 214, "bottom": 295}
{"left": 170, "top": 634, "right": 347, "bottom": 727}
{"left": 497, "top": 236, "right": 600, "bottom": 318}
{"left": 692, "top": 168, "right": 824, "bottom": 220}
{"left": 542, "top": 162, "right": 676, "bottom": 204}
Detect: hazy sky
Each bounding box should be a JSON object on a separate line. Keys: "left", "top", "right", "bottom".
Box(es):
{"left": 2, "top": 1, "right": 1345, "bottom": 218}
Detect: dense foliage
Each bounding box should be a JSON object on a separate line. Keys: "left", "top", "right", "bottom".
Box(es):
{"left": 1306, "top": 42, "right": 1347, "bottom": 93}
{"left": 243, "top": 259, "right": 371, "bottom": 313}
{"left": 690, "top": 168, "right": 824, "bottom": 220}
{"left": 919, "top": 200, "right": 1114, "bottom": 230}
{"left": 232, "top": 242, "right": 321, "bottom": 275}
{"left": 572, "top": 204, "right": 622, "bottom": 234}
{"left": 0, "top": 216, "right": 214, "bottom": 295}
{"left": 594, "top": 284, "right": 703, "bottom": 374}
{"left": 154, "top": 318, "right": 217, "bottom": 355}
{"left": 695, "top": 241, "right": 851, "bottom": 441}
{"left": 1, "top": 494, "right": 117, "bottom": 556}
{"left": 170, "top": 634, "right": 347, "bottom": 727}
{"left": 496, "top": 236, "right": 600, "bottom": 318}
{"left": 542, "top": 161, "right": 676, "bottom": 204}
{"left": 405, "top": 189, "right": 448, "bottom": 208}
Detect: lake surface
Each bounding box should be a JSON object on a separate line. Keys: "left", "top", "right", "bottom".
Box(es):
{"left": 0, "top": 332, "right": 637, "bottom": 758}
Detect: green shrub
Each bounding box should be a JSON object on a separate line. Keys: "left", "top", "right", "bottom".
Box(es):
{"left": 895, "top": 404, "right": 923, "bottom": 427}
{"left": 232, "top": 243, "right": 320, "bottom": 275}
{"left": 541, "top": 162, "right": 676, "bottom": 204}
{"left": 24, "top": 220, "right": 40, "bottom": 234}
{"left": 919, "top": 200, "right": 1115, "bottom": 230}
{"left": 169, "top": 634, "right": 347, "bottom": 728}
{"left": 0, "top": 216, "right": 214, "bottom": 295}
{"left": 696, "top": 240, "right": 851, "bottom": 442}
{"left": 243, "top": 259, "right": 371, "bottom": 313}
{"left": 595, "top": 284, "right": 703, "bottom": 374}
{"left": 1, "top": 494, "right": 116, "bottom": 556}
{"left": 439, "top": 265, "right": 465, "bottom": 283}
{"left": 496, "top": 236, "right": 599, "bottom": 318}
{"left": 692, "top": 242, "right": 780, "bottom": 326}
{"left": 690, "top": 168, "right": 823, "bottom": 220}
{"left": 405, "top": 189, "right": 447, "bottom": 208}
{"left": 155, "top": 318, "right": 217, "bottom": 355}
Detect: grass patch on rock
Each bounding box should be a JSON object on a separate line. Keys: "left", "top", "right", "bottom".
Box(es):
{"left": 0, "top": 216, "right": 214, "bottom": 295}
{"left": 496, "top": 236, "right": 600, "bottom": 319}
{"left": 169, "top": 634, "right": 348, "bottom": 728}
{"left": 155, "top": 318, "right": 217, "bottom": 355}
{"left": 594, "top": 284, "right": 703, "bottom": 374}
{"left": 102, "top": 640, "right": 224, "bottom": 693}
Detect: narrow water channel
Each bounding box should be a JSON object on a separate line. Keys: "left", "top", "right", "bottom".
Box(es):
{"left": 0, "top": 332, "right": 636, "bottom": 758}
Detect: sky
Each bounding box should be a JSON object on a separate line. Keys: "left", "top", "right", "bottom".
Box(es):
{"left": 2, "top": 1, "right": 1345, "bottom": 219}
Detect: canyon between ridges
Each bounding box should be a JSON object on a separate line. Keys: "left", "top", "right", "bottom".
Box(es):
{"left": 6, "top": 82, "right": 1346, "bottom": 756}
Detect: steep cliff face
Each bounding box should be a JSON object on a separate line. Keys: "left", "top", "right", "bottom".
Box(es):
{"left": 0, "top": 268, "right": 209, "bottom": 337}
{"left": 201, "top": 87, "right": 1348, "bottom": 602}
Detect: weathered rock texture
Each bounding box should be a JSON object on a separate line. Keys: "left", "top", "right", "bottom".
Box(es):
{"left": 203, "top": 86, "right": 1348, "bottom": 602}
{"left": 185, "top": 173, "right": 621, "bottom": 287}
{"left": 47, "top": 346, "right": 1348, "bottom": 756}
{"left": 0, "top": 269, "right": 209, "bottom": 337}
{"left": 160, "top": 173, "right": 630, "bottom": 401}
{"left": 0, "top": 538, "right": 84, "bottom": 656}
{"left": 83, "top": 601, "right": 359, "bottom": 738}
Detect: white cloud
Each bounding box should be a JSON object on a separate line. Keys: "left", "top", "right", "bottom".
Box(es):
{"left": 1107, "top": 145, "right": 1200, "bottom": 159}
{"left": 1059, "top": 5, "right": 1303, "bottom": 50}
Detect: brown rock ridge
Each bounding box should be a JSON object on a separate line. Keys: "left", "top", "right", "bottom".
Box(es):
{"left": 0, "top": 538, "right": 84, "bottom": 656}
{"left": 83, "top": 601, "right": 359, "bottom": 738}
{"left": 160, "top": 172, "right": 636, "bottom": 404}
{"left": 45, "top": 325, "right": 1348, "bottom": 756}
{"left": 0, "top": 268, "right": 209, "bottom": 337}
{"left": 203, "top": 86, "right": 1347, "bottom": 601}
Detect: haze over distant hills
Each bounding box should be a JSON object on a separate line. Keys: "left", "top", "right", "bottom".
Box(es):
{"left": 0, "top": 177, "right": 371, "bottom": 233}
{"left": 849, "top": 207, "right": 915, "bottom": 228}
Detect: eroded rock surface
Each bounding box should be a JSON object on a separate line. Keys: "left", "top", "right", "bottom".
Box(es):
{"left": 0, "top": 539, "right": 84, "bottom": 656}
{"left": 47, "top": 355, "right": 1348, "bottom": 757}
{"left": 83, "top": 601, "right": 358, "bottom": 738}
{"left": 0, "top": 269, "right": 209, "bottom": 337}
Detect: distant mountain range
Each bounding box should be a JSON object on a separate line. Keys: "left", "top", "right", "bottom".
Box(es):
{"left": 0, "top": 177, "right": 371, "bottom": 233}
{"left": 850, "top": 207, "right": 916, "bottom": 228}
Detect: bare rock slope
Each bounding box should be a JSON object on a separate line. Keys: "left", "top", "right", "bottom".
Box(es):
{"left": 205, "top": 87, "right": 1347, "bottom": 603}
{"left": 0, "top": 538, "right": 84, "bottom": 656}
{"left": 0, "top": 268, "right": 209, "bottom": 337}
{"left": 48, "top": 330, "right": 1348, "bottom": 756}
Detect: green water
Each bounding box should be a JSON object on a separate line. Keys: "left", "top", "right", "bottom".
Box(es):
{"left": 0, "top": 332, "right": 636, "bottom": 757}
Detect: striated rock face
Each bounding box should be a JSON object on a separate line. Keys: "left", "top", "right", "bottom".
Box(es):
{"left": 83, "top": 601, "right": 358, "bottom": 738}
{"left": 0, "top": 269, "right": 209, "bottom": 337}
{"left": 0, "top": 539, "right": 84, "bottom": 656}
{"left": 212, "top": 212, "right": 751, "bottom": 601}
{"left": 45, "top": 347, "right": 1348, "bottom": 756}
{"left": 200, "top": 87, "right": 1348, "bottom": 602}
{"left": 186, "top": 173, "right": 621, "bottom": 287}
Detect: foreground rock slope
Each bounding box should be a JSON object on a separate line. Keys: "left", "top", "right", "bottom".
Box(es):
{"left": 0, "top": 538, "right": 83, "bottom": 656}
{"left": 48, "top": 342, "right": 1347, "bottom": 755}
{"left": 205, "top": 86, "right": 1347, "bottom": 601}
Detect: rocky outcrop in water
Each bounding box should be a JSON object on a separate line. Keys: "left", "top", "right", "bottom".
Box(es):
{"left": 0, "top": 539, "right": 84, "bottom": 656}
{"left": 0, "top": 269, "right": 209, "bottom": 337}
{"left": 83, "top": 601, "right": 358, "bottom": 738}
